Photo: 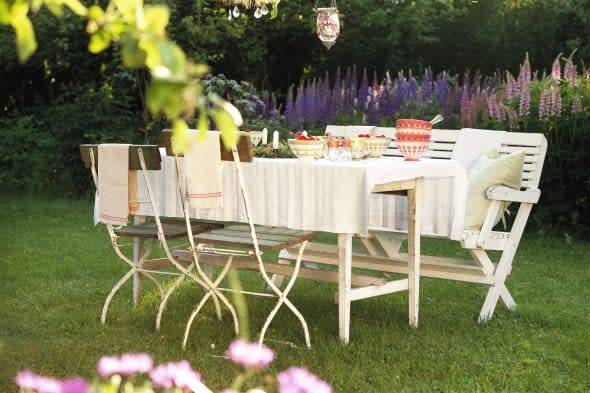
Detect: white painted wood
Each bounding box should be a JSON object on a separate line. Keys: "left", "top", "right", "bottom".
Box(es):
{"left": 338, "top": 233, "right": 353, "bottom": 344}
{"left": 133, "top": 215, "right": 146, "bottom": 305}
{"left": 407, "top": 178, "right": 422, "bottom": 327}
{"left": 487, "top": 186, "right": 541, "bottom": 203}
{"left": 341, "top": 279, "right": 409, "bottom": 302}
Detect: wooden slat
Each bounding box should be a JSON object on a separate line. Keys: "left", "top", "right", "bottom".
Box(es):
{"left": 115, "top": 220, "right": 221, "bottom": 240}
{"left": 173, "top": 250, "right": 387, "bottom": 287}
{"left": 194, "top": 224, "right": 317, "bottom": 251}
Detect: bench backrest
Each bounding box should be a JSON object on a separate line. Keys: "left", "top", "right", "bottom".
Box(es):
{"left": 324, "top": 126, "right": 548, "bottom": 190}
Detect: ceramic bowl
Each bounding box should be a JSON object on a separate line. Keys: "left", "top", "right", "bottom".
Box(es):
{"left": 361, "top": 137, "right": 390, "bottom": 158}
{"left": 287, "top": 139, "right": 326, "bottom": 160}
{"left": 395, "top": 119, "right": 432, "bottom": 161}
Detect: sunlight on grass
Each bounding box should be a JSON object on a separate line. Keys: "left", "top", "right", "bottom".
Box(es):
{"left": 1, "top": 195, "right": 589, "bottom": 392}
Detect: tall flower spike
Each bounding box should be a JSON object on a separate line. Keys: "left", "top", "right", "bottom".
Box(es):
{"left": 551, "top": 53, "right": 562, "bottom": 82}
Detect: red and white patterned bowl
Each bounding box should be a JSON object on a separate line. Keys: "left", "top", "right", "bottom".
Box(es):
{"left": 395, "top": 119, "right": 432, "bottom": 161}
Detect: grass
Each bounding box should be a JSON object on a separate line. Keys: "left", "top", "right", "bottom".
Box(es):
{"left": 1, "top": 195, "right": 589, "bottom": 392}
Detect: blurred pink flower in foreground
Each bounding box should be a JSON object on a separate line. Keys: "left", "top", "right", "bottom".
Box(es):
{"left": 150, "top": 360, "right": 202, "bottom": 390}
{"left": 225, "top": 339, "right": 275, "bottom": 370}
{"left": 277, "top": 367, "right": 332, "bottom": 393}
{"left": 97, "top": 353, "right": 153, "bottom": 378}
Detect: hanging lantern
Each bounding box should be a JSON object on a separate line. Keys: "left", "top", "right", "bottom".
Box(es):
{"left": 315, "top": 0, "right": 340, "bottom": 50}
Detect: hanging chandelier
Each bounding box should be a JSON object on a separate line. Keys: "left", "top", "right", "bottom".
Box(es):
{"left": 220, "top": 0, "right": 277, "bottom": 19}
{"left": 315, "top": 0, "right": 340, "bottom": 50}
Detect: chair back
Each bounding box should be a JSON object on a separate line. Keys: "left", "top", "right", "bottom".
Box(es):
{"left": 79, "top": 144, "right": 162, "bottom": 171}
{"left": 161, "top": 129, "right": 254, "bottom": 162}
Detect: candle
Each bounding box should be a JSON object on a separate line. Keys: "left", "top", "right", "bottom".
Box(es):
{"left": 272, "top": 130, "right": 279, "bottom": 149}
{"left": 262, "top": 128, "right": 268, "bottom": 145}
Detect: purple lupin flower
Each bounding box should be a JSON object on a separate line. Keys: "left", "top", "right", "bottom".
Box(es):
{"left": 277, "top": 367, "right": 332, "bottom": 393}
{"left": 15, "top": 370, "right": 62, "bottom": 393}
{"left": 357, "top": 68, "right": 369, "bottom": 110}
{"left": 150, "top": 360, "right": 202, "bottom": 390}
{"left": 506, "top": 72, "right": 518, "bottom": 100}
{"left": 435, "top": 72, "right": 448, "bottom": 106}
{"left": 459, "top": 87, "right": 472, "bottom": 127}
{"left": 285, "top": 85, "right": 295, "bottom": 128}
{"left": 225, "top": 339, "right": 275, "bottom": 370}
{"left": 97, "top": 353, "right": 153, "bottom": 378}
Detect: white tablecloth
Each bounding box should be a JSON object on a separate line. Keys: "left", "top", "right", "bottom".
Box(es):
{"left": 136, "top": 153, "right": 468, "bottom": 239}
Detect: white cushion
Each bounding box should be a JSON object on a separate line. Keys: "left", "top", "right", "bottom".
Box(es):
{"left": 464, "top": 149, "right": 525, "bottom": 229}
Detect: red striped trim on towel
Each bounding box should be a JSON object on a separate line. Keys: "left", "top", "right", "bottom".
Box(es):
{"left": 99, "top": 213, "right": 128, "bottom": 223}
{"left": 187, "top": 192, "right": 222, "bottom": 199}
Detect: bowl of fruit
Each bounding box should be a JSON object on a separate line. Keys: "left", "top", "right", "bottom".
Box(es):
{"left": 358, "top": 133, "right": 390, "bottom": 158}
{"left": 288, "top": 131, "right": 326, "bottom": 161}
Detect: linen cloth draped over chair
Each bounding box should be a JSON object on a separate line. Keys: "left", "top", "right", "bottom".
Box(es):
{"left": 79, "top": 144, "right": 221, "bottom": 326}
{"left": 161, "top": 129, "right": 318, "bottom": 349}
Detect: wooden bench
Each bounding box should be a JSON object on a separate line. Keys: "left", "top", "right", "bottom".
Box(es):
{"left": 279, "top": 127, "right": 548, "bottom": 323}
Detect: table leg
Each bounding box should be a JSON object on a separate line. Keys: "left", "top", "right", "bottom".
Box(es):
{"left": 133, "top": 215, "right": 146, "bottom": 305}
{"left": 337, "top": 233, "right": 352, "bottom": 343}
{"left": 407, "top": 178, "right": 423, "bottom": 327}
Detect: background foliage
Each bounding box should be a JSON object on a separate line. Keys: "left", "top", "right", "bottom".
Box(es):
{"left": 1, "top": 0, "right": 589, "bottom": 236}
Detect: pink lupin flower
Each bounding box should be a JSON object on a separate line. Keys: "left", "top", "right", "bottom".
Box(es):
{"left": 97, "top": 353, "right": 153, "bottom": 378}
{"left": 571, "top": 93, "right": 582, "bottom": 114}
{"left": 550, "top": 86, "right": 562, "bottom": 117}
{"left": 518, "top": 83, "right": 531, "bottom": 117}
{"left": 551, "top": 53, "right": 562, "bottom": 82}
{"left": 225, "top": 339, "right": 275, "bottom": 370}
{"left": 506, "top": 73, "right": 518, "bottom": 100}
{"left": 277, "top": 367, "right": 332, "bottom": 393}
{"left": 15, "top": 370, "right": 62, "bottom": 393}
{"left": 539, "top": 88, "right": 552, "bottom": 122}
{"left": 563, "top": 60, "right": 578, "bottom": 87}
{"left": 150, "top": 360, "right": 202, "bottom": 390}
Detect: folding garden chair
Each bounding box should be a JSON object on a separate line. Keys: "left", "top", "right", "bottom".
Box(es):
{"left": 79, "top": 144, "right": 221, "bottom": 326}
{"left": 162, "top": 130, "right": 318, "bottom": 349}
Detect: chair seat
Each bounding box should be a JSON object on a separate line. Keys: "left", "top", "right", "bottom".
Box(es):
{"left": 115, "top": 219, "right": 223, "bottom": 240}
{"left": 194, "top": 224, "right": 318, "bottom": 251}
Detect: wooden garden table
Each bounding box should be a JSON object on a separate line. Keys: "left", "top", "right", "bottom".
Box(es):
{"left": 134, "top": 154, "right": 467, "bottom": 343}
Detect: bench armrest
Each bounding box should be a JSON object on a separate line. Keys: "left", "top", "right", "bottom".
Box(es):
{"left": 486, "top": 185, "right": 541, "bottom": 204}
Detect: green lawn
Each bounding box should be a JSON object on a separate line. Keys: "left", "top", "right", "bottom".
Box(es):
{"left": 1, "top": 196, "right": 589, "bottom": 392}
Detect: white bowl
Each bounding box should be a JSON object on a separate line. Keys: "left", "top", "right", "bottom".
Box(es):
{"left": 360, "top": 137, "right": 390, "bottom": 158}
{"left": 287, "top": 139, "right": 326, "bottom": 160}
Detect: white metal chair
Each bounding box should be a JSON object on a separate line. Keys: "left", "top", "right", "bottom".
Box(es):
{"left": 79, "top": 144, "right": 221, "bottom": 326}
{"left": 162, "top": 130, "right": 318, "bottom": 348}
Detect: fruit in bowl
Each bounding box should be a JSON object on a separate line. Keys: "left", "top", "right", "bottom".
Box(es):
{"left": 359, "top": 135, "right": 390, "bottom": 158}
{"left": 395, "top": 119, "right": 432, "bottom": 161}
{"left": 288, "top": 132, "right": 325, "bottom": 160}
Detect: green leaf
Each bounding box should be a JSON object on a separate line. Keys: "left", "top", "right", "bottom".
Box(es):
{"left": 87, "top": 5, "right": 105, "bottom": 21}
{"left": 0, "top": 1, "right": 11, "bottom": 24}
{"left": 271, "top": 0, "right": 280, "bottom": 19}
{"left": 143, "top": 6, "right": 169, "bottom": 34}
{"left": 146, "top": 79, "right": 184, "bottom": 118}
{"left": 198, "top": 111, "right": 209, "bottom": 133}
{"left": 120, "top": 34, "right": 146, "bottom": 68}
{"left": 171, "top": 119, "right": 189, "bottom": 154}
{"left": 212, "top": 109, "right": 239, "bottom": 149}
{"left": 62, "top": 0, "right": 87, "bottom": 16}
{"left": 13, "top": 16, "right": 37, "bottom": 62}
{"left": 88, "top": 30, "right": 112, "bottom": 53}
